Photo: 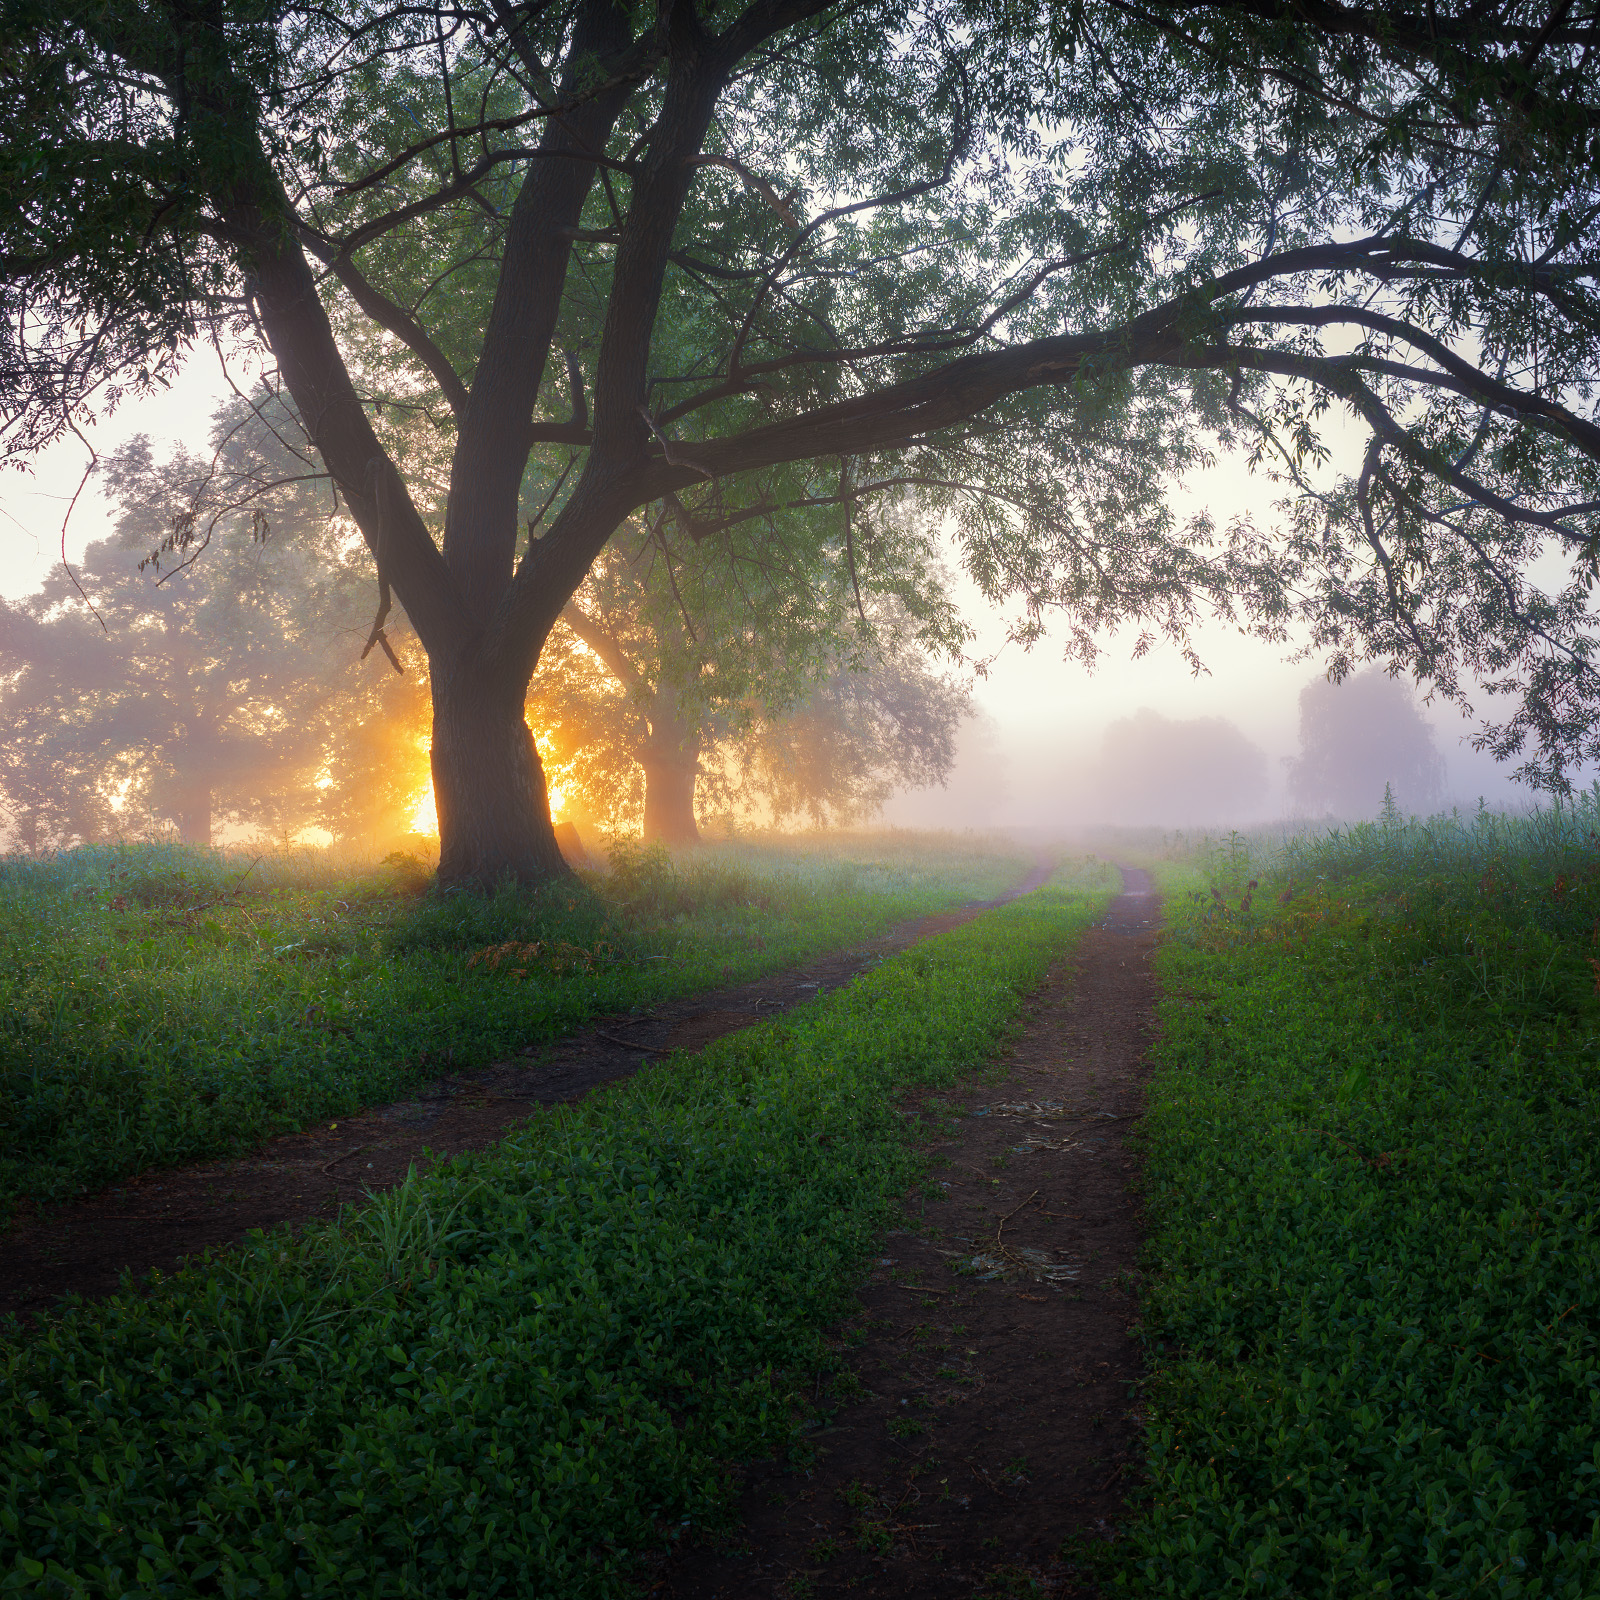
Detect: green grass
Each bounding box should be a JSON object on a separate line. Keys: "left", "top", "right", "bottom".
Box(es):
{"left": 1116, "top": 814, "right": 1600, "bottom": 1598}
{"left": 0, "top": 834, "right": 1034, "bottom": 1220}
{"left": 0, "top": 859, "right": 1115, "bottom": 1600}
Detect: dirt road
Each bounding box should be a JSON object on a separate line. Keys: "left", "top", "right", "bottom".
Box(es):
{"left": 0, "top": 858, "right": 1056, "bottom": 1322}
{"left": 656, "top": 866, "right": 1161, "bottom": 1598}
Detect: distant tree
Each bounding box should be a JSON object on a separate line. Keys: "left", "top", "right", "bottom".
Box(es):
{"left": 727, "top": 653, "right": 969, "bottom": 828}
{"left": 1288, "top": 669, "right": 1447, "bottom": 818}
{"left": 1096, "top": 708, "right": 1269, "bottom": 825}
{"left": 0, "top": 404, "right": 392, "bottom": 848}
{"left": 533, "top": 516, "right": 967, "bottom": 840}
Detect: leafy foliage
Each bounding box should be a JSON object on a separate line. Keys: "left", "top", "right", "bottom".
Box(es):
{"left": 0, "top": 398, "right": 426, "bottom": 848}
{"left": 0, "top": 867, "right": 1111, "bottom": 1598}
{"left": 542, "top": 518, "right": 970, "bottom": 837}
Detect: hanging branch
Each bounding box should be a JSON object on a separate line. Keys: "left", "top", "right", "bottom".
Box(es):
{"left": 360, "top": 459, "right": 404, "bottom": 675}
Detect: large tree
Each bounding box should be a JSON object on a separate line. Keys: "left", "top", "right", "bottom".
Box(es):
{"left": 4, "top": 0, "right": 1598, "bottom": 883}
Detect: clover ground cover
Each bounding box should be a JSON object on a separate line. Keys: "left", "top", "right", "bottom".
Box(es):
{"left": 1, "top": 860, "right": 1113, "bottom": 1599}
{"left": 0, "top": 832, "right": 1032, "bottom": 1220}
{"left": 1123, "top": 812, "right": 1600, "bottom": 1597}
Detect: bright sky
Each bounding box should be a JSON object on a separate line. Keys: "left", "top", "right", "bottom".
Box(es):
{"left": 0, "top": 346, "right": 248, "bottom": 598}
{"left": 0, "top": 346, "right": 1538, "bottom": 831}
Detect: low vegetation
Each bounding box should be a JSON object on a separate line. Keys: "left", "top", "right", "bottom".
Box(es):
{"left": 0, "top": 861, "right": 1114, "bottom": 1599}
{"left": 0, "top": 831, "right": 1031, "bottom": 1221}
{"left": 1122, "top": 802, "right": 1600, "bottom": 1596}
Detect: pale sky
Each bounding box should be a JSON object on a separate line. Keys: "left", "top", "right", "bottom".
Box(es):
{"left": 0, "top": 347, "right": 1541, "bottom": 831}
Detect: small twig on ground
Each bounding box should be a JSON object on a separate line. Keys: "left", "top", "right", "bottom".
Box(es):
{"left": 321, "top": 1142, "right": 374, "bottom": 1173}
{"left": 890, "top": 1283, "right": 948, "bottom": 1295}
{"left": 995, "top": 1190, "right": 1041, "bottom": 1264}
{"left": 964, "top": 1456, "right": 1014, "bottom": 1498}
{"left": 595, "top": 1031, "right": 672, "bottom": 1053}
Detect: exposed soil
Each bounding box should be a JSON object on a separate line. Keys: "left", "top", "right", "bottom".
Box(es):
{"left": 653, "top": 869, "right": 1161, "bottom": 1600}
{"left": 0, "top": 860, "right": 1054, "bottom": 1324}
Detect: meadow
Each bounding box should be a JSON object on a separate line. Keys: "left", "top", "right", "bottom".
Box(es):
{"left": 0, "top": 831, "right": 1032, "bottom": 1221}
{"left": 1118, "top": 800, "right": 1600, "bottom": 1597}
{"left": 0, "top": 859, "right": 1115, "bottom": 1599}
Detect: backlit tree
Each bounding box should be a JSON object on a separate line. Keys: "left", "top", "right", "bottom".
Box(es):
{"left": 5, "top": 0, "right": 1598, "bottom": 881}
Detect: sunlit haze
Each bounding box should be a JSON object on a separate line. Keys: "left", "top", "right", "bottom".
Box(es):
{"left": 0, "top": 350, "right": 1541, "bottom": 837}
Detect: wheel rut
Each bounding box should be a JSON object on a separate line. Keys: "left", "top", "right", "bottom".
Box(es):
{"left": 0, "top": 859, "right": 1055, "bottom": 1323}
{"left": 653, "top": 867, "right": 1161, "bottom": 1600}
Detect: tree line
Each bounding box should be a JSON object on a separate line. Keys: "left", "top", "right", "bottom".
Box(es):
{"left": 0, "top": 400, "right": 965, "bottom": 849}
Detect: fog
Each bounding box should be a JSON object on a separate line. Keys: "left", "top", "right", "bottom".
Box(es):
{"left": 885, "top": 666, "right": 1536, "bottom": 834}
{"left": 0, "top": 356, "right": 1569, "bottom": 845}
{"left": 884, "top": 528, "right": 1543, "bottom": 832}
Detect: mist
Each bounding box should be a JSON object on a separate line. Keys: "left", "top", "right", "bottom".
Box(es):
{"left": 885, "top": 663, "right": 1535, "bottom": 834}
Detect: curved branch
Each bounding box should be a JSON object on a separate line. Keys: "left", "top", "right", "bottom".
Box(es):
{"left": 1230, "top": 303, "right": 1600, "bottom": 459}
{"left": 297, "top": 227, "right": 470, "bottom": 415}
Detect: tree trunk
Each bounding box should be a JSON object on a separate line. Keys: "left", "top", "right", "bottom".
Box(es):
{"left": 642, "top": 751, "right": 701, "bottom": 846}
{"left": 176, "top": 789, "right": 213, "bottom": 847}
{"left": 431, "top": 661, "right": 569, "bottom": 888}
{"left": 640, "top": 686, "right": 702, "bottom": 846}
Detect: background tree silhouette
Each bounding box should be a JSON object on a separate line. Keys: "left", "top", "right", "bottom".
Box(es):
{"left": 538, "top": 498, "right": 965, "bottom": 841}
{"left": 1095, "top": 708, "right": 1270, "bottom": 825}
{"left": 1287, "top": 669, "right": 1447, "bottom": 819}
{"left": 0, "top": 402, "right": 414, "bottom": 850}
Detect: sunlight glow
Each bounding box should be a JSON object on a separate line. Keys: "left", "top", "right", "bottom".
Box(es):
{"left": 404, "top": 724, "right": 565, "bottom": 836}
{"left": 409, "top": 780, "right": 438, "bottom": 835}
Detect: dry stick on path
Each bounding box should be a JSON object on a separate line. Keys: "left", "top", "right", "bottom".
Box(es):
{"left": 593, "top": 1031, "right": 673, "bottom": 1053}
{"left": 320, "top": 1142, "right": 374, "bottom": 1173}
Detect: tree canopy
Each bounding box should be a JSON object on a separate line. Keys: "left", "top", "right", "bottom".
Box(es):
{"left": 1288, "top": 667, "right": 1447, "bottom": 817}
{"left": 4, "top": 0, "right": 1598, "bottom": 879}
{"left": 0, "top": 400, "right": 434, "bottom": 849}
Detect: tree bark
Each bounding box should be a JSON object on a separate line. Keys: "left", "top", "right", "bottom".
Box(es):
{"left": 430, "top": 660, "right": 569, "bottom": 887}
{"left": 640, "top": 685, "right": 702, "bottom": 846}
{"left": 641, "top": 751, "right": 701, "bottom": 845}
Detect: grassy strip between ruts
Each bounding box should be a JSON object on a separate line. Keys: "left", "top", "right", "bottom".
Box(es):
{"left": 1117, "top": 839, "right": 1600, "bottom": 1598}
{"left": 1, "top": 833, "right": 1031, "bottom": 1220}
{"left": 1, "top": 860, "right": 1115, "bottom": 1600}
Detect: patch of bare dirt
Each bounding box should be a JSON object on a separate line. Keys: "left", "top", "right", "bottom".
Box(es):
{"left": 0, "top": 859, "right": 1055, "bottom": 1324}
{"left": 652, "top": 869, "right": 1160, "bottom": 1600}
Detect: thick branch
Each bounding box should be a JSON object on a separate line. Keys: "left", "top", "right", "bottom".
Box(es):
{"left": 297, "top": 228, "right": 470, "bottom": 415}
{"left": 445, "top": 0, "right": 638, "bottom": 624}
